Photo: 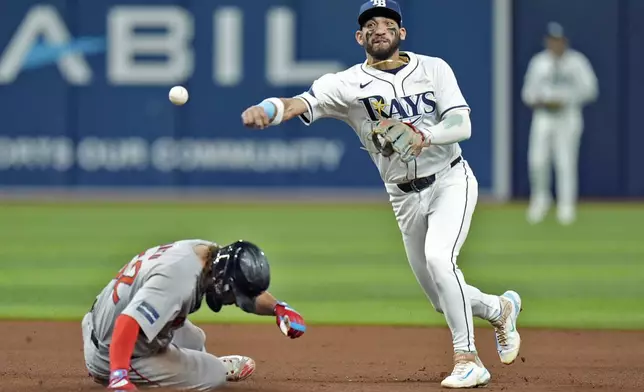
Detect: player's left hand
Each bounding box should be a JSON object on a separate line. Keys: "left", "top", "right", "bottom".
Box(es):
{"left": 274, "top": 302, "right": 306, "bottom": 339}
{"left": 542, "top": 101, "right": 563, "bottom": 111}
{"left": 370, "top": 119, "right": 428, "bottom": 162}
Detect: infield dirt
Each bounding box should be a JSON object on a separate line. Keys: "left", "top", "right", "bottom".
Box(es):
{"left": 1, "top": 321, "right": 642, "bottom": 392}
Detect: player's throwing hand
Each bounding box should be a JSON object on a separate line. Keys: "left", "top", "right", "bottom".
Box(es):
{"left": 107, "top": 369, "right": 137, "bottom": 391}
{"left": 274, "top": 302, "right": 306, "bottom": 339}
{"left": 241, "top": 104, "right": 273, "bottom": 129}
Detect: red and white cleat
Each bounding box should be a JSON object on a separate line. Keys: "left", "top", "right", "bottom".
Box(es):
{"left": 220, "top": 355, "right": 256, "bottom": 382}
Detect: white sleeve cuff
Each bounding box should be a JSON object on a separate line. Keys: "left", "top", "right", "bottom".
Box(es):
{"left": 295, "top": 93, "right": 316, "bottom": 126}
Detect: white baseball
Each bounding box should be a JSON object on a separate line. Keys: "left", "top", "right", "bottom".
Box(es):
{"left": 169, "top": 86, "right": 189, "bottom": 105}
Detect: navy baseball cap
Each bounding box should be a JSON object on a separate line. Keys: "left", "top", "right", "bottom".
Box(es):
{"left": 546, "top": 22, "right": 565, "bottom": 39}
{"left": 358, "top": 0, "right": 403, "bottom": 27}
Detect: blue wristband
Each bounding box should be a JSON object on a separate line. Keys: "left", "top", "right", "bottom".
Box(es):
{"left": 258, "top": 100, "right": 276, "bottom": 120}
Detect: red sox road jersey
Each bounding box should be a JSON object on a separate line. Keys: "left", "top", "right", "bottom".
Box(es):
{"left": 90, "top": 239, "right": 213, "bottom": 357}
{"left": 296, "top": 51, "right": 469, "bottom": 184}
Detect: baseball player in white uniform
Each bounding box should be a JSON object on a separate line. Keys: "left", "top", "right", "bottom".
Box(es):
{"left": 522, "top": 22, "right": 598, "bottom": 225}
{"left": 82, "top": 239, "right": 306, "bottom": 391}
{"left": 241, "top": 1, "right": 521, "bottom": 388}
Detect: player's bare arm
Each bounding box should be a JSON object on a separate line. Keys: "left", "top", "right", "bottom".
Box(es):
{"left": 241, "top": 98, "right": 307, "bottom": 130}
{"left": 242, "top": 290, "right": 306, "bottom": 338}
{"left": 253, "top": 291, "right": 279, "bottom": 315}
{"left": 204, "top": 241, "right": 306, "bottom": 339}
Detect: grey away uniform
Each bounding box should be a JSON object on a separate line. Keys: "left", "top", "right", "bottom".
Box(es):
{"left": 82, "top": 239, "right": 228, "bottom": 391}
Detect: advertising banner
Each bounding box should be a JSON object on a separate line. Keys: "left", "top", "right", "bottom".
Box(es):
{"left": 0, "top": 0, "right": 494, "bottom": 190}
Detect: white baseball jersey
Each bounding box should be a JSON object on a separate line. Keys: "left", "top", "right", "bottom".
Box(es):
{"left": 296, "top": 51, "right": 469, "bottom": 184}
{"left": 90, "top": 239, "right": 213, "bottom": 357}
{"left": 521, "top": 49, "right": 598, "bottom": 111}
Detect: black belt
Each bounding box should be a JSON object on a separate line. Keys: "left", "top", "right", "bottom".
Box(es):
{"left": 89, "top": 299, "right": 100, "bottom": 349}
{"left": 397, "top": 156, "right": 462, "bottom": 193}
{"left": 91, "top": 330, "right": 100, "bottom": 349}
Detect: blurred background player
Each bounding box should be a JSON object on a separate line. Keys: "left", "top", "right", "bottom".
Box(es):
{"left": 521, "top": 22, "right": 598, "bottom": 225}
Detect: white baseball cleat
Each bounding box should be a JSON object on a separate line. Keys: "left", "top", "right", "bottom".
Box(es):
{"left": 557, "top": 206, "right": 576, "bottom": 226}
{"left": 491, "top": 290, "right": 522, "bottom": 365}
{"left": 441, "top": 352, "right": 491, "bottom": 389}
{"left": 220, "top": 355, "right": 256, "bottom": 382}
{"left": 526, "top": 199, "right": 550, "bottom": 225}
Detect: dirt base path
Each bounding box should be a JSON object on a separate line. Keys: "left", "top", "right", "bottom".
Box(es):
{"left": 1, "top": 321, "right": 642, "bottom": 392}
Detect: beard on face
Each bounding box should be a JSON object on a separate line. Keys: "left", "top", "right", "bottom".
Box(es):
{"left": 364, "top": 30, "right": 401, "bottom": 61}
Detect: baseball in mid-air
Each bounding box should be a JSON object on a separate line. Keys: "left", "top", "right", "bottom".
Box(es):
{"left": 169, "top": 86, "right": 189, "bottom": 105}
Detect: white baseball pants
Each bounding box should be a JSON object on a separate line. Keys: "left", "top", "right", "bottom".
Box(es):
{"left": 386, "top": 158, "right": 501, "bottom": 353}
{"left": 527, "top": 110, "right": 583, "bottom": 221}
{"left": 82, "top": 313, "right": 228, "bottom": 391}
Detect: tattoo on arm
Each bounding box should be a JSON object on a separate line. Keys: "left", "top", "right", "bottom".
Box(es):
{"left": 443, "top": 114, "right": 464, "bottom": 129}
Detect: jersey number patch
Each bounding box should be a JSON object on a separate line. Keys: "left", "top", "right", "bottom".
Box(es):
{"left": 112, "top": 260, "right": 143, "bottom": 304}
{"left": 110, "top": 243, "right": 174, "bottom": 304}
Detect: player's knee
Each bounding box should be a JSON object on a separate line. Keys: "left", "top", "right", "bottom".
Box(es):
{"left": 528, "top": 153, "right": 548, "bottom": 167}
{"left": 175, "top": 322, "right": 207, "bottom": 352}
{"left": 425, "top": 254, "right": 456, "bottom": 287}
{"left": 196, "top": 327, "right": 207, "bottom": 349}
{"left": 426, "top": 253, "right": 449, "bottom": 270}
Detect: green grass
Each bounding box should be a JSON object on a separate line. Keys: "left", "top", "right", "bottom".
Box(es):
{"left": 2, "top": 201, "right": 644, "bottom": 330}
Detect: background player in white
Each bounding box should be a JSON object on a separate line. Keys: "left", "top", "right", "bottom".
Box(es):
{"left": 241, "top": 0, "right": 521, "bottom": 388}
{"left": 522, "top": 22, "right": 598, "bottom": 225}
{"left": 82, "top": 239, "right": 305, "bottom": 391}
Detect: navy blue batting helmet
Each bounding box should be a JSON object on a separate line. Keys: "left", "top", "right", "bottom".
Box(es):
{"left": 205, "top": 240, "right": 270, "bottom": 313}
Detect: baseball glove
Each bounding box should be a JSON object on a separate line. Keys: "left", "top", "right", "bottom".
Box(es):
{"left": 368, "top": 119, "right": 427, "bottom": 163}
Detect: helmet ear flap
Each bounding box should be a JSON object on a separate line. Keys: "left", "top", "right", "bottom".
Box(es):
{"left": 231, "top": 284, "right": 257, "bottom": 313}
{"left": 205, "top": 289, "right": 223, "bottom": 312}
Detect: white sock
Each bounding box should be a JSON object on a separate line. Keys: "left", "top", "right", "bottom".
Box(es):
{"left": 466, "top": 285, "right": 501, "bottom": 321}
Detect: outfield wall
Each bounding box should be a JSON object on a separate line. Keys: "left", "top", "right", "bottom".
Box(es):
{"left": 0, "top": 0, "right": 492, "bottom": 195}
{"left": 0, "top": 0, "right": 496, "bottom": 194}
{"left": 1, "top": 1, "right": 642, "bottom": 198}
{"left": 511, "top": 0, "right": 644, "bottom": 198}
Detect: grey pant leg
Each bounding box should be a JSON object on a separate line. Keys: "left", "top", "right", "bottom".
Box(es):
{"left": 83, "top": 314, "right": 226, "bottom": 390}
{"left": 129, "top": 344, "right": 228, "bottom": 391}
{"left": 131, "top": 320, "right": 227, "bottom": 390}
{"left": 82, "top": 312, "right": 110, "bottom": 384}
{"left": 172, "top": 320, "right": 206, "bottom": 352}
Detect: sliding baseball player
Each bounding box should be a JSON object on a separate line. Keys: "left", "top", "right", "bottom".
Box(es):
{"left": 82, "top": 239, "right": 305, "bottom": 391}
